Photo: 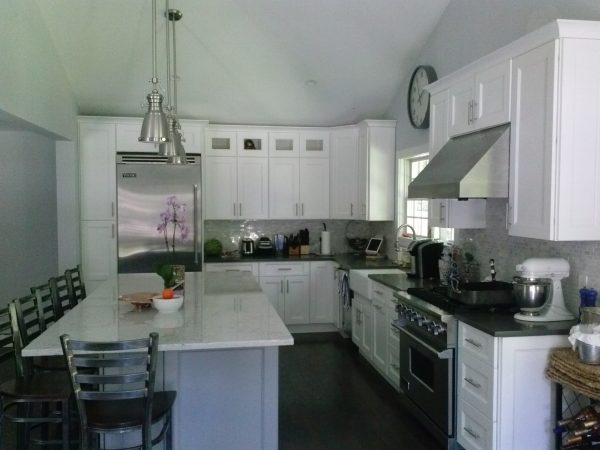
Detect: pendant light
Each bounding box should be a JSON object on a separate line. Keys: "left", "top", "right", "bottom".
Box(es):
{"left": 159, "top": 5, "right": 187, "bottom": 164}
{"left": 139, "top": 0, "right": 170, "bottom": 143}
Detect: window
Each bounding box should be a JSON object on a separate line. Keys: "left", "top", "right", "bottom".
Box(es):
{"left": 405, "top": 156, "right": 429, "bottom": 237}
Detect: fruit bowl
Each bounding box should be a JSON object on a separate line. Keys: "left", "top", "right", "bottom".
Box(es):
{"left": 152, "top": 295, "right": 184, "bottom": 313}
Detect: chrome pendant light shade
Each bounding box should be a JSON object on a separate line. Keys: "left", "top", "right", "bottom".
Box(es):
{"left": 138, "top": 0, "right": 170, "bottom": 143}
{"left": 158, "top": 118, "right": 187, "bottom": 164}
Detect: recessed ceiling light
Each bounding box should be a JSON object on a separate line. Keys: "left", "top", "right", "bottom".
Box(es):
{"left": 305, "top": 79, "right": 317, "bottom": 87}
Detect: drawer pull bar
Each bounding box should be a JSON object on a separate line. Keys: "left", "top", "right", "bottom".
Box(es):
{"left": 225, "top": 269, "right": 240, "bottom": 272}
{"left": 464, "top": 377, "right": 481, "bottom": 389}
{"left": 465, "top": 338, "right": 482, "bottom": 348}
{"left": 464, "top": 427, "right": 480, "bottom": 440}
{"left": 374, "top": 290, "right": 384, "bottom": 295}
{"left": 391, "top": 364, "right": 400, "bottom": 371}
{"left": 277, "top": 268, "right": 292, "bottom": 271}
{"left": 390, "top": 327, "right": 400, "bottom": 335}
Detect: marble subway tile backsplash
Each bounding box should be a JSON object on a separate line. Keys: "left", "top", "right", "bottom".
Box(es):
{"left": 457, "top": 198, "right": 600, "bottom": 314}
{"left": 204, "top": 220, "right": 395, "bottom": 256}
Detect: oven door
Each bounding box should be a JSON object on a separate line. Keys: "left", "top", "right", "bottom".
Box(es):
{"left": 399, "top": 325, "right": 454, "bottom": 436}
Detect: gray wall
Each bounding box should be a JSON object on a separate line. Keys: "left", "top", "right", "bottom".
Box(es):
{"left": 0, "top": 130, "right": 58, "bottom": 304}
{"left": 384, "top": 0, "right": 600, "bottom": 313}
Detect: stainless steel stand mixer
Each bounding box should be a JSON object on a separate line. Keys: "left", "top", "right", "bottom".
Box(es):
{"left": 513, "top": 257, "right": 575, "bottom": 322}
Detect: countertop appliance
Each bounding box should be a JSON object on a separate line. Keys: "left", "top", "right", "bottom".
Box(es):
{"left": 391, "top": 286, "right": 516, "bottom": 448}
{"left": 116, "top": 153, "right": 202, "bottom": 273}
{"left": 513, "top": 257, "right": 574, "bottom": 322}
{"left": 255, "top": 236, "right": 275, "bottom": 257}
{"left": 241, "top": 238, "right": 255, "bottom": 256}
{"left": 407, "top": 240, "right": 444, "bottom": 279}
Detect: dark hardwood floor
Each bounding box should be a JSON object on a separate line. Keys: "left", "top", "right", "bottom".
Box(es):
{"left": 279, "top": 332, "right": 443, "bottom": 450}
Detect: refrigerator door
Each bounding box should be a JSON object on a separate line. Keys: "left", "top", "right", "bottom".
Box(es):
{"left": 117, "top": 158, "right": 202, "bottom": 273}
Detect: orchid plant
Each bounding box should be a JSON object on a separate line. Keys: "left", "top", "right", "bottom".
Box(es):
{"left": 156, "top": 195, "right": 189, "bottom": 288}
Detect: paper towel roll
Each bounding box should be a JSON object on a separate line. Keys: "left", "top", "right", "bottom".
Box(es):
{"left": 320, "top": 231, "right": 331, "bottom": 255}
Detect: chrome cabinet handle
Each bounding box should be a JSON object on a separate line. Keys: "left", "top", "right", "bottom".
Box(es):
{"left": 239, "top": 203, "right": 242, "bottom": 216}
{"left": 111, "top": 202, "right": 115, "bottom": 218}
{"left": 374, "top": 290, "right": 383, "bottom": 295}
{"left": 350, "top": 203, "right": 354, "bottom": 216}
{"left": 465, "top": 338, "right": 482, "bottom": 348}
{"left": 439, "top": 203, "right": 445, "bottom": 223}
{"left": 464, "top": 427, "right": 480, "bottom": 440}
{"left": 472, "top": 100, "right": 478, "bottom": 122}
{"left": 225, "top": 269, "right": 240, "bottom": 272}
{"left": 464, "top": 377, "right": 481, "bottom": 389}
{"left": 301, "top": 203, "right": 304, "bottom": 216}
{"left": 286, "top": 280, "right": 289, "bottom": 293}
{"left": 391, "top": 363, "right": 400, "bottom": 371}
{"left": 193, "top": 184, "right": 199, "bottom": 264}
{"left": 277, "top": 268, "right": 292, "bottom": 271}
{"left": 111, "top": 224, "right": 115, "bottom": 239}
{"left": 280, "top": 280, "right": 283, "bottom": 293}
{"left": 233, "top": 203, "right": 236, "bottom": 217}
{"left": 295, "top": 203, "right": 298, "bottom": 216}
{"left": 468, "top": 100, "right": 473, "bottom": 124}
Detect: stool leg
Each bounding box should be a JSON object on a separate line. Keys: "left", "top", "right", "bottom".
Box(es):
{"left": 166, "top": 409, "right": 173, "bottom": 450}
{"left": 61, "top": 399, "right": 69, "bottom": 450}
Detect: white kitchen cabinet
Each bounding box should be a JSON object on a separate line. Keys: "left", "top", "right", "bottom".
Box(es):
{"left": 204, "top": 156, "right": 268, "bottom": 219}
{"left": 204, "top": 263, "right": 259, "bottom": 279}
{"left": 269, "top": 157, "right": 329, "bottom": 219}
{"left": 79, "top": 121, "right": 116, "bottom": 221}
{"left": 205, "top": 128, "right": 237, "bottom": 156}
{"left": 80, "top": 220, "right": 117, "bottom": 292}
{"left": 449, "top": 61, "right": 510, "bottom": 137}
{"left": 509, "top": 38, "right": 600, "bottom": 240}
{"left": 428, "top": 90, "right": 486, "bottom": 229}
{"left": 371, "top": 298, "right": 388, "bottom": 373}
{"left": 269, "top": 131, "right": 300, "bottom": 157}
{"left": 309, "top": 261, "right": 336, "bottom": 323}
{"left": 456, "top": 321, "right": 568, "bottom": 450}
{"left": 352, "top": 294, "right": 373, "bottom": 359}
{"left": 237, "top": 129, "right": 268, "bottom": 157}
{"left": 300, "top": 130, "right": 329, "bottom": 158}
{"left": 330, "top": 127, "right": 359, "bottom": 219}
{"left": 356, "top": 120, "right": 396, "bottom": 220}
{"left": 259, "top": 262, "right": 309, "bottom": 325}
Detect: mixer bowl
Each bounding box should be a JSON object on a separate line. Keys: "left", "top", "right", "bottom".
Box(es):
{"left": 512, "top": 277, "right": 551, "bottom": 315}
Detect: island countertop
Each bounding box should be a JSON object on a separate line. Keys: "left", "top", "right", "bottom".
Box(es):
{"left": 23, "top": 271, "right": 294, "bottom": 357}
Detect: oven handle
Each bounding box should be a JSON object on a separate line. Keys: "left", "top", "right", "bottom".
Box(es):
{"left": 397, "top": 325, "right": 453, "bottom": 360}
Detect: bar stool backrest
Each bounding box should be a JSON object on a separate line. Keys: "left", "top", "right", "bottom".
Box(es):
{"left": 60, "top": 332, "right": 159, "bottom": 447}
{"left": 8, "top": 302, "right": 32, "bottom": 378}
{"left": 0, "top": 305, "right": 14, "bottom": 366}
{"left": 49, "top": 275, "right": 74, "bottom": 319}
{"left": 65, "top": 265, "right": 87, "bottom": 305}
{"left": 30, "top": 283, "right": 55, "bottom": 329}
{"left": 13, "top": 294, "right": 44, "bottom": 348}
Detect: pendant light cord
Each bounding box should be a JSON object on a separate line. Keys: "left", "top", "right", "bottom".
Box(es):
{"left": 151, "top": 0, "right": 159, "bottom": 89}
{"left": 172, "top": 12, "right": 178, "bottom": 116}
{"left": 165, "top": 0, "right": 172, "bottom": 112}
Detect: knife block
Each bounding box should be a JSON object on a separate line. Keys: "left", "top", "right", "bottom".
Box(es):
{"left": 288, "top": 245, "right": 300, "bottom": 256}
{"left": 301, "top": 245, "right": 310, "bottom": 255}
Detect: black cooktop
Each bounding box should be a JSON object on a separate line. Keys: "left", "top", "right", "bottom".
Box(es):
{"left": 405, "top": 287, "right": 517, "bottom": 315}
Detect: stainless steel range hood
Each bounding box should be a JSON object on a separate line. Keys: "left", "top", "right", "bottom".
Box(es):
{"left": 408, "top": 123, "right": 510, "bottom": 199}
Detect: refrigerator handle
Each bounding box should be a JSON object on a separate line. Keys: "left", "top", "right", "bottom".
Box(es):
{"left": 193, "top": 184, "right": 199, "bottom": 265}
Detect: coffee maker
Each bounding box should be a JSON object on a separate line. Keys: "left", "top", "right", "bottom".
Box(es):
{"left": 406, "top": 239, "right": 444, "bottom": 279}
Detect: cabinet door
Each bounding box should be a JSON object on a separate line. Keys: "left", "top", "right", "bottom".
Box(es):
{"left": 428, "top": 91, "right": 450, "bottom": 228}
{"left": 363, "top": 123, "right": 396, "bottom": 220}
{"left": 352, "top": 297, "right": 363, "bottom": 346}
{"left": 309, "top": 262, "right": 335, "bottom": 323}
{"left": 449, "top": 78, "right": 475, "bottom": 137}
{"left": 372, "top": 300, "right": 388, "bottom": 373}
{"left": 204, "top": 156, "right": 238, "bottom": 219}
{"left": 508, "top": 41, "right": 557, "bottom": 239}
{"left": 269, "top": 131, "right": 300, "bottom": 157}
{"left": 259, "top": 277, "right": 285, "bottom": 319}
{"left": 81, "top": 220, "right": 117, "bottom": 292}
{"left": 360, "top": 298, "right": 374, "bottom": 358}
{"left": 357, "top": 125, "right": 368, "bottom": 220}
{"left": 299, "top": 158, "right": 329, "bottom": 219}
{"left": 269, "top": 158, "right": 300, "bottom": 219}
{"left": 79, "top": 122, "right": 116, "bottom": 220}
{"left": 237, "top": 130, "right": 268, "bottom": 157}
{"left": 237, "top": 157, "right": 268, "bottom": 219}
{"left": 474, "top": 60, "right": 511, "bottom": 130}
{"left": 330, "top": 127, "right": 359, "bottom": 219}
{"left": 205, "top": 129, "right": 237, "bottom": 156}
{"left": 284, "top": 276, "right": 309, "bottom": 325}
{"left": 178, "top": 122, "right": 205, "bottom": 154}
{"left": 300, "top": 130, "right": 329, "bottom": 158}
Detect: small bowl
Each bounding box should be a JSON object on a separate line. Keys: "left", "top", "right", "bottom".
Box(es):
{"left": 152, "top": 295, "right": 184, "bottom": 313}
{"left": 576, "top": 339, "right": 600, "bottom": 365}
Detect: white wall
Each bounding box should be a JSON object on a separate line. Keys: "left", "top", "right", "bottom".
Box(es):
{"left": 0, "top": 0, "right": 78, "bottom": 140}
{"left": 0, "top": 130, "right": 59, "bottom": 304}
{"left": 56, "top": 140, "right": 80, "bottom": 272}
{"left": 384, "top": 0, "right": 600, "bottom": 312}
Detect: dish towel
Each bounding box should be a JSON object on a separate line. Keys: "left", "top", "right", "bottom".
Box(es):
{"left": 338, "top": 271, "right": 352, "bottom": 310}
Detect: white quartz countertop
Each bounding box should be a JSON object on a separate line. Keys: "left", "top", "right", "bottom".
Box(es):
{"left": 23, "top": 272, "right": 294, "bottom": 357}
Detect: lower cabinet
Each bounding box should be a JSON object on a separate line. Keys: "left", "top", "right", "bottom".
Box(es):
{"left": 259, "top": 275, "right": 309, "bottom": 324}
{"left": 352, "top": 294, "right": 373, "bottom": 357}
{"left": 372, "top": 298, "right": 388, "bottom": 373}
{"left": 309, "top": 261, "right": 336, "bottom": 323}
{"left": 204, "top": 262, "right": 259, "bottom": 279}
{"left": 457, "top": 322, "right": 568, "bottom": 450}
{"left": 80, "top": 220, "right": 117, "bottom": 293}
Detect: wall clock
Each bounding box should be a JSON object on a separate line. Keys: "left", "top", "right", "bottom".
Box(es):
{"left": 407, "top": 65, "right": 437, "bottom": 129}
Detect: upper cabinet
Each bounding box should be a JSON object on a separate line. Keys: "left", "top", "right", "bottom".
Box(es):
{"left": 205, "top": 129, "right": 237, "bottom": 156}
{"left": 300, "top": 130, "right": 330, "bottom": 158}
{"left": 448, "top": 61, "right": 511, "bottom": 137}
{"left": 205, "top": 127, "right": 267, "bottom": 157}
{"left": 509, "top": 37, "right": 600, "bottom": 240}
{"left": 269, "top": 131, "right": 300, "bottom": 157}
{"left": 330, "top": 121, "right": 396, "bottom": 221}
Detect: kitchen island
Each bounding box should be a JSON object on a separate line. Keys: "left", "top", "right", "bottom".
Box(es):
{"left": 23, "top": 271, "right": 294, "bottom": 450}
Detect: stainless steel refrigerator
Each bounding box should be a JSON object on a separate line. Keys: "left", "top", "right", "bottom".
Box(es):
{"left": 116, "top": 153, "right": 202, "bottom": 273}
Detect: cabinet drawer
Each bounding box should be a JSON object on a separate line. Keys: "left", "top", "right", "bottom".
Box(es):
{"left": 459, "top": 323, "right": 496, "bottom": 366}
{"left": 259, "top": 262, "right": 309, "bottom": 277}
{"left": 457, "top": 399, "right": 494, "bottom": 450}
{"left": 370, "top": 282, "right": 394, "bottom": 304}
{"left": 205, "top": 263, "right": 259, "bottom": 278}
{"left": 457, "top": 352, "right": 495, "bottom": 419}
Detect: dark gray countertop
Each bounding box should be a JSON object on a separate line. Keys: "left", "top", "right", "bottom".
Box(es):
{"left": 456, "top": 312, "right": 576, "bottom": 337}
{"left": 204, "top": 253, "right": 400, "bottom": 270}
{"left": 369, "top": 274, "right": 576, "bottom": 337}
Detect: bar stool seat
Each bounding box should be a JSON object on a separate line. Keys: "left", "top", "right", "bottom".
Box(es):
{"left": 0, "top": 371, "right": 71, "bottom": 401}
{"left": 85, "top": 391, "right": 177, "bottom": 431}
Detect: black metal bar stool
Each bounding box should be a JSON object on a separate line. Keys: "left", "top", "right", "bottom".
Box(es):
{"left": 49, "top": 276, "right": 76, "bottom": 319}
{"left": 65, "top": 265, "right": 87, "bottom": 305}
{"left": 30, "top": 283, "right": 57, "bottom": 329}
{"left": 0, "top": 302, "right": 72, "bottom": 449}
{"left": 60, "top": 332, "right": 176, "bottom": 450}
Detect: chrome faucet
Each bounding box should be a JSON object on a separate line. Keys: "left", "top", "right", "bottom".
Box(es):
{"left": 395, "top": 223, "right": 416, "bottom": 251}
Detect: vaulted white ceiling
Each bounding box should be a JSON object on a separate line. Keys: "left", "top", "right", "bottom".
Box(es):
{"left": 35, "top": 0, "right": 449, "bottom": 126}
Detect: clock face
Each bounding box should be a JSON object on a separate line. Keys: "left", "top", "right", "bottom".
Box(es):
{"left": 408, "top": 65, "right": 437, "bottom": 129}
